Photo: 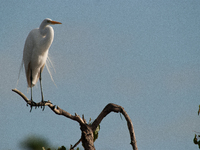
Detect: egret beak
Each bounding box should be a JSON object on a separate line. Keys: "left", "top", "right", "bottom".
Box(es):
{"left": 50, "top": 21, "right": 62, "bottom": 24}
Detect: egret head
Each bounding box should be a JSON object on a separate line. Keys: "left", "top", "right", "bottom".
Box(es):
{"left": 40, "top": 18, "right": 62, "bottom": 28}
{"left": 45, "top": 18, "right": 62, "bottom": 25}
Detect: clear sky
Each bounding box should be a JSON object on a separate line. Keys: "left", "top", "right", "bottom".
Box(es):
{"left": 1, "top": 0, "right": 200, "bottom": 150}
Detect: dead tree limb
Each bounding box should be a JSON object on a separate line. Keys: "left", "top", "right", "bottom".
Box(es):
{"left": 12, "top": 89, "right": 138, "bottom": 150}
{"left": 12, "top": 89, "right": 84, "bottom": 124}
{"left": 91, "top": 103, "right": 138, "bottom": 150}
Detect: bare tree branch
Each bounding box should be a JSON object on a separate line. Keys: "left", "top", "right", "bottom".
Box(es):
{"left": 92, "top": 103, "right": 138, "bottom": 150}
{"left": 12, "top": 89, "right": 84, "bottom": 124}
{"left": 12, "top": 89, "right": 138, "bottom": 150}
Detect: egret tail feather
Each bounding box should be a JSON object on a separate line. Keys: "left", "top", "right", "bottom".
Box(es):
{"left": 47, "top": 55, "right": 56, "bottom": 73}
{"left": 46, "top": 56, "right": 57, "bottom": 87}
{"left": 15, "top": 60, "right": 24, "bottom": 88}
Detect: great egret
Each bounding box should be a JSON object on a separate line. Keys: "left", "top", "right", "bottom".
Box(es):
{"left": 22, "top": 18, "right": 61, "bottom": 110}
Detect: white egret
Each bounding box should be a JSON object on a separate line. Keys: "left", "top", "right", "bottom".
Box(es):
{"left": 22, "top": 18, "right": 61, "bottom": 110}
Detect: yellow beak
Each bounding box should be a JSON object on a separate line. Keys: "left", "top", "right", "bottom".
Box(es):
{"left": 50, "top": 20, "right": 62, "bottom": 24}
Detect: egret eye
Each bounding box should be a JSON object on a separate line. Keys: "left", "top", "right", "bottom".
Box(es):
{"left": 47, "top": 20, "right": 51, "bottom": 23}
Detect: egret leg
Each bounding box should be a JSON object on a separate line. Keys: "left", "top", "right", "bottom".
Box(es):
{"left": 39, "top": 69, "right": 45, "bottom": 111}
{"left": 31, "top": 79, "right": 33, "bottom": 101}
{"left": 30, "top": 69, "right": 33, "bottom": 112}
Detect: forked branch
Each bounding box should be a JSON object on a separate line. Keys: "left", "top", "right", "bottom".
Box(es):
{"left": 12, "top": 89, "right": 138, "bottom": 150}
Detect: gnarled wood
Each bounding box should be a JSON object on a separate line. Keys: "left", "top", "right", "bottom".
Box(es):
{"left": 12, "top": 89, "right": 138, "bottom": 150}
{"left": 81, "top": 124, "right": 95, "bottom": 150}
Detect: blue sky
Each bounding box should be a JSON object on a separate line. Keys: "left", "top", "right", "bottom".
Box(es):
{"left": 1, "top": 0, "right": 200, "bottom": 149}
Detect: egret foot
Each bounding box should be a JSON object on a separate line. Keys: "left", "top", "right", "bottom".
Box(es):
{"left": 41, "top": 100, "right": 45, "bottom": 111}
{"left": 42, "top": 104, "right": 45, "bottom": 111}
{"left": 29, "top": 100, "right": 36, "bottom": 112}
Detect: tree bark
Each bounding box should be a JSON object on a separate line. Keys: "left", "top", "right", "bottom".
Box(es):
{"left": 81, "top": 124, "right": 95, "bottom": 150}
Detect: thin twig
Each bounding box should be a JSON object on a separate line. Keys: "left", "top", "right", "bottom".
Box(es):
{"left": 70, "top": 138, "right": 82, "bottom": 150}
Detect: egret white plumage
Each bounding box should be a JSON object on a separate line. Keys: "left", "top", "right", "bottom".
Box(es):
{"left": 22, "top": 18, "right": 61, "bottom": 110}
